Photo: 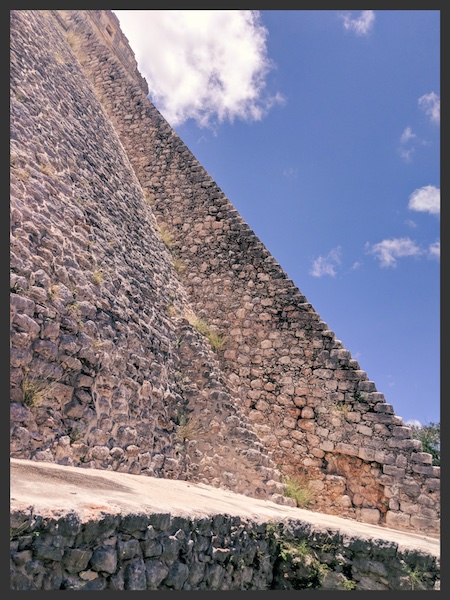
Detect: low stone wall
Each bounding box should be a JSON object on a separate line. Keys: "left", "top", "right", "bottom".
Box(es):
{"left": 10, "top": 508, "right": 440, "bottom": 591}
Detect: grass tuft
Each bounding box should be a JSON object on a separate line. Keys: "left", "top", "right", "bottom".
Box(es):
{"left": 283, "top": 474, "right": 316, "bottom": 508}
{"left": 21, "top": 375, "right": 58, "bottom": 408}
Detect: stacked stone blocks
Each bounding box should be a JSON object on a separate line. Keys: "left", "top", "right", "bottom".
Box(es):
{"left": 9, "top": 9, "right": 439, "bottom": 536}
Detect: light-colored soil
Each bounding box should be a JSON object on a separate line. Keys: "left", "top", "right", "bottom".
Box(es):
{"left": 10, "top": 458, "right": 440, "bottom": 557}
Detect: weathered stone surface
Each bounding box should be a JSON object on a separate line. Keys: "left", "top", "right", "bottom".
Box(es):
{"left": 63, "top": 548, "right": 93, "bottom": 574}
{"left": 90, "top": 548, "right": 117, "bottom": 574}
{"left": 9, "top": 7, "right": 439, "bottom": 547}
{"left": 124, "top": 558, "right": 147, "bottom": 590}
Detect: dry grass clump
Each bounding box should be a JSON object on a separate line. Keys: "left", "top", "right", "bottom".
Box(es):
{"left": 21, "top": 375, "right": 58, "bottom": 408}
{"left": 283, "top": 474, "right": 316, "bottom": 508}
{"left": 186, "top": 313, "right": 226, "bottom": 351}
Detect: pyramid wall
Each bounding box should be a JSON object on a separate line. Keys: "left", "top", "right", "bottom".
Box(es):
{"left": 10, "top": 9, "right": 439, "bottom": 535}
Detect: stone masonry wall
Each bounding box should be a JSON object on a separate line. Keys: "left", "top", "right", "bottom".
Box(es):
{"left": 10, "top": 508, "right": 440, "bottom": 591}
{"left": 52, "top": 9, "right": 440, "bottom": 535}
{"left": 10, "top": 9, "right": 287, "bottom": 503}
{"left": 10, "top": 9, "right": 440, "bottom": 536}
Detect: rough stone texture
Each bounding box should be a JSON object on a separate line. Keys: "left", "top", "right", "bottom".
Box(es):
{"left": 9, "top": 8, "right": 285, "bottom": 504}
{"left": 10, "top": 6, "right": 439, "bottom": 543}
{"left": 10, "top": 507, "right": 439, "bottom": 591}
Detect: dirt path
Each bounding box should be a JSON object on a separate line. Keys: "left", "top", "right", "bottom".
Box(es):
{"left": 10, "top": 458, "right": 440, "bottom": 557}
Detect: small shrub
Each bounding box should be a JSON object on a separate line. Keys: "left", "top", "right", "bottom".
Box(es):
{"left": 172, "top": 257, "right": 186, "bottom": 275}
{"left": 280, "top": 538, "right": 309, "bottom": 560}
{"left": 65, "top": 31, "right": 80, "bottom": 50}
{"left": 47, "top": 284, "right": 59, "bottom": 300}
{"left": 334, "top": 401, "right": 350, "bottom": 416}
{"left": 402, "top": 563, "right": 425, "bottom": 591}
{"left": 92, "top": 270, "right": 104, "bottom": 286}
{"left": 67, "top": 301, "right": 79, "bottom": 313}
{"left": 14, "top": 168, "right": 29, "bottom": 181}
{"left": 175, "top": 414, "right": 202, "bottom": 444}
{"left": 277, "top": 537, "right": 328, "bottom": 588}
{"left": 343, "top": 579, "right": 357, "bottom": 591}
{"left": 144, "top": 192, "right": 155, "bottom": 205}
{"left": 352, "top": 390, "right": 366, "bottom": 402}
{"left": 186, "top": 314, "right": 226, "bottom": 351}
{"left": 283, "top": 475, "right": 315, "bottom": 508}
{"left": 409, "top": 421, "right": 440, "bottom": 466}
{"left": 39, "top": 163, "right": 53, "bottom": 176}
{"left": 167, "top": 303, "right": 178, "bottom": 318}
{"left": 159, "top": 226, "right": 175, "bottom": 250}
{"left": 205, "top": 328, "right": 226, "bottom": 351}
{"left": 21, "top": 375, "right": 58, "bottom": 408}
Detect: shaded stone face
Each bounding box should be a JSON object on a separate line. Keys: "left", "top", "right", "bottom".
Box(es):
{"left": 9, "top": 508, "right": 440, "bottom": 591}
{"left": 9, "top": 8, "right": 439, "bottom": 538}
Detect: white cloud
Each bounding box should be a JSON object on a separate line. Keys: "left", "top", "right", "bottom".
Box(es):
{"left": 428, "top": 239, "right": 440, "bottom": 260}
{"left": 408, "top": 185, "right": 440, "bottom": 216}
{"left": 398, "top": 148, "right": 414, "bottom": 162}
{"left": 366, "top": 237, "right": 422, "bottom": 268}
{"left": 400, "top": 127, "right": 416, "bottom": 144}
{"left": 418, "top": 92, "right": 440, "bottom": 124}
{"left": 310, "top": 246, "right": 342, "bottom": 278}
{"left": 114, "top": 10, "right": 284, "bottom": 129}
{"left": 341, "top": 10, "right": 375, "bottom": 36}
{"left": 351, "top": 261, "right": 362, "bottom": 270}
{"left": 398, "top": 127, "right": 417, "bottom": 162}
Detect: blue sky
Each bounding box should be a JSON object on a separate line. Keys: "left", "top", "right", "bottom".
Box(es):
{"left": 114, "top": 10, "right": 440, "bottom": 426}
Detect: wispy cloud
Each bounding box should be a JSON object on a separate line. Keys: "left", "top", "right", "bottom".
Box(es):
{"left": 114, "top": 10, "right": 284, "bottom": 129}
{"left": 398, "top": 126, "right": 418, "bottom": 162}
{"left": 418, "top": 92, "right": 440, "bottom": 124}
{"left": 386, "top": 374, "right": 396, "bottom": 388}
{"left": 283, "top": 167, "right": 298, "bottom": 178}
{"left": 341, "top": 10, "right": 375, "bottom": 36}
{"left": 404, "top": 219, "right": 417, "bottom": 229}
{"left": 428, "top": 239, "right": 440, "bottom": 260}
{"left": 365, "top": 237, "right": 422, "bottom": 268}
{"left": 408, "top": 185, "right": 440, "bottom": 216}
{"left": 310, "top": 246, "right": 342, "bottom": 278}
{"left": 398, "top": 91, "right": 439, "bottom": 162}
{"left": 400, "top": 127, "right": 416, "bottom": 145}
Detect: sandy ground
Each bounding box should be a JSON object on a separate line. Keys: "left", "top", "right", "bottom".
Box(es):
{"left": 10, "top": 458, "right": 440, "bottom": 557}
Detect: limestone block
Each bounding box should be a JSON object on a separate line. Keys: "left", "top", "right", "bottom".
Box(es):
{"left": 358, "top": 448, "right": 375, "bottom": 461}
{"left": 385, "top": 511, "right": 411, "bottom": 530}
{"left": 411, "top": 452, "right": 433, "bottom": 464}
{"left": 297, "top": 419, "right": 315, "bottom": 432}
{"left": 374, "top": 402, "right": 394, "bottom": 413}
{"left": 335, "top": 443, "right": 358, "bottom": 456}
{"left": 356, "top": 425, "right": 372, "bottom": 436}
{"left": 320, "top": 440, "right": 334, "bottom": 452}
{"left": 387, "top": 438, "right": 422, "bottom": 451}
{"left": 411, "top": 464, "right": 435, "bottom": 476}
{"left": 392, "top": 426, "right": 412, "bottom": 439}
